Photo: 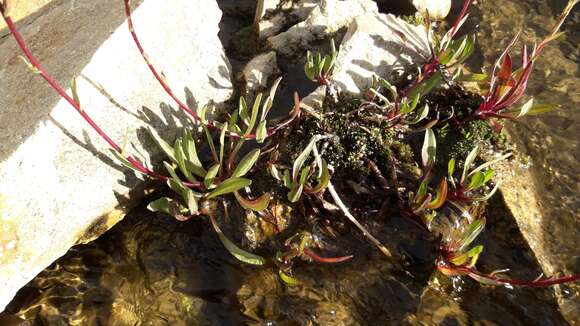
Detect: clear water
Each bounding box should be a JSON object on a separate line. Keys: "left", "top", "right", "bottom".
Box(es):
{"left": 1, "top": 1, "right": 578, "bottom": 325}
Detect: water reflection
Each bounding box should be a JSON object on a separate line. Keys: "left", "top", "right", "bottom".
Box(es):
{"left": 1, "top": 0, "right": 578, "bottom": 325}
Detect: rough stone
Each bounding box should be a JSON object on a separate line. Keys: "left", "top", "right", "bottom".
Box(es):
{"left": 495, "top": 152, "right": 580, "bottom": 324}
{"left": 257, "top": 0, "right": 318, "bottom": 41}
{"left": 242, "top": 51, "right": 280, "bottom": 92}
{"left": 0, "top": 0, "right": 232, "bottom": 312}
{"left": 267, "top": 0, "right": 378, "bottom": 56}
{"left": 331, "top": 13, "right": 431, "bottom": 94}
{"left": 412, "top": 0, "right": 451, "bottom": 20}
{"left": 0, "top": 0, "right": 54, "bottom": 30}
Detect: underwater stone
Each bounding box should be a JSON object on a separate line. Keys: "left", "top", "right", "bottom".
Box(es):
{"left": 331, "top": 13, "right": 431, "bottom": 94}
{"left": 268, "top": 0, "right": 378, "bottom": 56}
{"left": 0, "top": 0, "right": 232, "bottom": 312}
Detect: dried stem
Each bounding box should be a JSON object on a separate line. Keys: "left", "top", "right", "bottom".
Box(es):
{"left": 327, "top": 182, "right": 394, "bottom": 259}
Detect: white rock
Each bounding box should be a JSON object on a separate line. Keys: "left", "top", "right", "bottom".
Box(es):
{"left": 268, "top": 0, "right": 378, "bottom": 56}
{"left": 242, "top": 51, "right": 280, "bottom": 92}
{"left": 412, "top": 0, "right": 451, "bottom": 20}
{"left": 331, "top": 13, "right": 431, "bottom": 94}
{"left": 0, "top": 0, "right": 232, "bottom": 312}
{"left": 258, "top": 0, "right": 318, "bottom": 40}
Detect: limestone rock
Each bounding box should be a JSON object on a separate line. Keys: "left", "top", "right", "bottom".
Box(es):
{"left": 412, "top": 0, "right": 451, "bottom": 20}
{"left": 0, "top": 0, "right": 54, "bottom": 30}
{"left": 0, "top": 0, "right": 232, "bottom": 312}
{"left": 242, "top": 51, "right": 280, "bottom": 92}
{"left": 257, "top": 0, "right": 318, "bottom": 41}
{"left": 268, "top": 0, "right": 378, "bottom": 56}
{"left": 331, "top": 13, "right": 431, "bottom": 94}
{"left": 495, "top": 154, "right": 580, "bottom": 323}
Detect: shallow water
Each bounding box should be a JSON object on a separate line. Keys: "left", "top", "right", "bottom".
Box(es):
{"left": 1, "top": 1, "right": 579, "bottom": 325}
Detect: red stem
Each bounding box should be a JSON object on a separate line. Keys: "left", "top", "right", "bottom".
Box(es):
{"left": 0, "top": 8, "right": 202, "bottom": 188}
{"left": 440, "top": 264, "right": 580, "bottom": 288}
{"left": 123, "top": 0, "right": 296, "bottom": 140}
{"left": 303, "top": 247, "right": 354, "bottom": 263}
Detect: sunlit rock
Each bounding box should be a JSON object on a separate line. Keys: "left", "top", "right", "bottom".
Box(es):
{"left": 257, "top": 0, "right": 318, "bottom": 41}
{"left": 242, "top": 51, "right": 280, "bottom": 92}
{"left": 412, "top": 0, "right": 451, "bottom": 20}
{"left": 0, "top": 0, "right": 233, "bottom": 312}
{"left": 331, "top": 13, "right": 431, "bottom": 93}
{"left": 268, "top": 0, "right": 378, "bottom": 56}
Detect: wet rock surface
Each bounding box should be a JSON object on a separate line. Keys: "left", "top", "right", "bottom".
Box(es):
{"left": 0, "top": 0, "right": 578, "bottom": 323}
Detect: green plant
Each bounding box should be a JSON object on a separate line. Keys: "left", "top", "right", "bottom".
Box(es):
{"left": 304, "top": 39, "right": 338, "bottom": 85}
{"left": 3, "top": 0, "right": 579, "bottom": 290}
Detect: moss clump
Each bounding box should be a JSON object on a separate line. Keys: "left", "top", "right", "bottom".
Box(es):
{"left": 285, "top": 93, "right": 416, "bottom": 180}
{"left": 229, "top": 25, "right": 258, "bottom": 59}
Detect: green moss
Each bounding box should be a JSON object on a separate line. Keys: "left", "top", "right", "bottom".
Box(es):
{"left": 285, "top": 93, "right": 415, "bottom": 180}
{"left": 230, "top": 25, "right": 258, "bottom": 59}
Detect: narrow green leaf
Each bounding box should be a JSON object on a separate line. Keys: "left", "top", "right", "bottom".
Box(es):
{"left": 148, "top": 128, "right": 176, "bottom": 163}
{"left": 467, "top": 171, "right": 485, "bottom": 191}
{"left": 239, "top": 96, "right": 249, "bottom": 124}
{"left": 209, "top": 214, "right": 266, "bottom": 265}
{"left": 448, "top": 158, "right": 456, "bottom": 178}
{"left": 204, "top": 164, "right": 220, "bottom": 188}
{"left": 232, "top": 149, "right": 261, "bottom": 178}
{"left": 483, "top": 169, "right": 494, "bottom": 184}
{"left": 468, "top": 152, "right": 512, "bottom": 177}
{"left": 406, "top": 104, "right": 430, "bottom": 124}
{"left": 288, "top": 182, "right": 304, "bottom": 203}
{"left": 148, "top": 197, "right": 188, "bottom": 218}
{"left": 207, "top": 177, "right": 252, "bottom": 199}
{"left": 71, "top": 78, "right": 81, "bottom": 106}
{"left": 234, "top": 191, "right": 271, "bottom": 212}
{"left": 109, "top": 149, "right": 140, "bottom": 172}
{"left": 408, "top": 70, "right": 442, "bottom": 100}
{"left": 283, "top": 170, "right": 292, "bottom": 188}
{"left": 219, "top": 123, "right": 227, "bottom": 166}
{"left": 292, "top": 135, "right": 330, "bottom": 181}
{"left": 244, "top": 93, "right": 262, "bottom": 136}
{"left": 467, "top": 245, "right": 484, "bottom": 267}
{"left": 517, "top": 98, "right": 534, "bottom": 118}
{"left": 256, "top": 121, "right": 267, "bottom": 143}
{"left": 186, "top": 189, "right": 199, "bottom": 214}
{"left": 198, "top": 105, "right": 208, "bottom": 123}
{"left": 147, "top": 197, "right": 171, "bottom": 214}
{"left": 182, "top": 129, "right": 207, "bottom": 177}
{"left": 174, "top": 139, "right": 196, "bottom": 183}
{"left": 279, "top": 270, "right": 300, "bottom": 286}
{"left": 311, "top": 160, "right": 330, "bottom": 193}
{"left": 422, "top": 129, "right": 437, "bottom": 168}
{"left": 427, "top": 177, "right": 448, "bottom": 210}
{"left": 461, "top": 145, "right": 479, "bottom": 184}
{"left": 459, "top": 218, "right": 486, "bottom": 252}
{"left": 299, "top": 166, "right": 311, "bottom": 185}
{"left": 203, "top": 125, "right": 219, "bottom": 164}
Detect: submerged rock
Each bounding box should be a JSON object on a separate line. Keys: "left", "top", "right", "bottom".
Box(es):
{"left": 0, "top": 0, "right": 233, "bottom": 312}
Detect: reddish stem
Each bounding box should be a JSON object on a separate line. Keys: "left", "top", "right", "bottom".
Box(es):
{"left": 123, "top": 0, "right": 297, "bottom": 140}
{"left": 438, "top": 263, "right": 580, "bottom": 288}
{"left": 0, "top": 8, "right": 203, "bottom": 189}
{"left": 303, "top": 247, "right": 354, "bottom": 263}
